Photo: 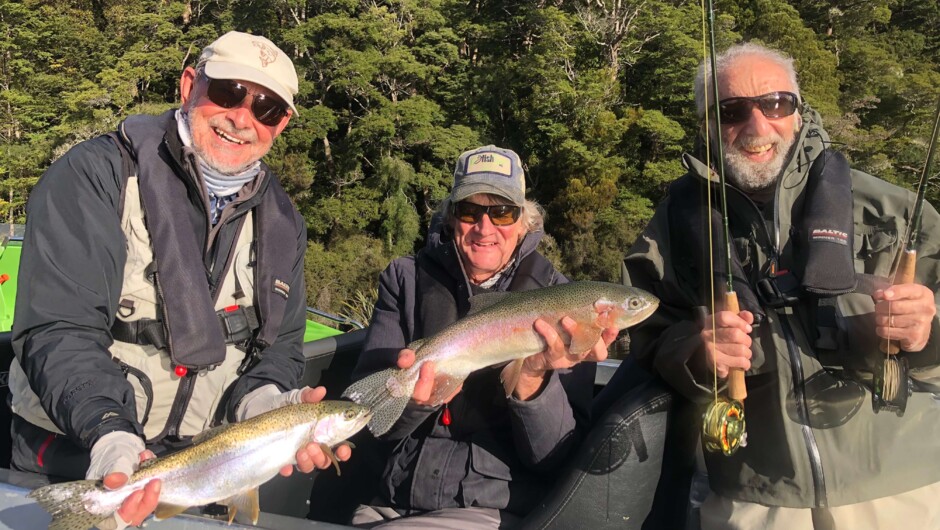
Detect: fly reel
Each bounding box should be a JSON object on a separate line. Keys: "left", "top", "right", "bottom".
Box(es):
{"left": 702, "top": 397, "right": 747, "bottom": 456}
{"left": 872, "top": 355, "right": 912, "bottom": 416}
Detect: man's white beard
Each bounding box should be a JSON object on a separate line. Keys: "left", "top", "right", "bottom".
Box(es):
{"left": 716, "top": 131, "right": 797, "bottom": 193}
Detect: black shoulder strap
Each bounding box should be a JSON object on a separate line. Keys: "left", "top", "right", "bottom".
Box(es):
{"left": 797, "top": 148, "right": 856, "bottom": 295}
{"left": 106, "top": 132, "right": 137, "bottom": 219}
{"left": 666, "top": 174, "right": 764, "bottom": 316}
{"left": 250, "top": 174, "right": 300, "bottom": 350}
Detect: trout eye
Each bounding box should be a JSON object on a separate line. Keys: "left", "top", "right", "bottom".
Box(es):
{"left": 344, "top": 410, "right": 356, "bottom": 420}
{"left": 628, "top": 297, "right": 641, "bottom": 309}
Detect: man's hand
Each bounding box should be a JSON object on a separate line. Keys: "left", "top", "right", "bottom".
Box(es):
{"left": 235, "top": 384, "right": 353, "bottom": 476}
{"left": 87, "top": 431, "right": 160, "bottom": 529}
{"left": 397, "top": 349, "right": 462, "bottom": 406}
{"left": 701, "top": 310, "right": 754, "bottom": 379}
{"left": 874, "top": 284, "right": 937, "bottom": 352}
{"left": 106, "top": 454, "right": 160, "bottom": 529}
{"left": 512, "top": 317, "right": 618, "bottom": 400}
{"left": 275, "top": 386, "right": 353, "bottom": 476}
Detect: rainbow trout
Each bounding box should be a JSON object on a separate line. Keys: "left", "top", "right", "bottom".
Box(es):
{"left": 29, "top": 401, "right": 371, "bottom": 530}
{"left": 343, "top": 281, "right": 658, "bottom": 436}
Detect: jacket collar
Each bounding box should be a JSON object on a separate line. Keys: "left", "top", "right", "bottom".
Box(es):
{"left": 119, "top": 110, "right": 273, "bottom": 205}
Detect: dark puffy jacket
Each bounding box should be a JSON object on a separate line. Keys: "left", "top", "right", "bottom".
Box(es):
{"left": 353, "top": 222, "right": 594, "bottom": 515}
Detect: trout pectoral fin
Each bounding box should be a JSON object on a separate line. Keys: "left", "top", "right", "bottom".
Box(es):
{"left": 154, "top": 503, "right": 190, "bottom": 521}
{"left": 569, "top": 326, "right": 602, "bottom": 356}
{"left": 430, "top": 375, "right": 464, "bottom": 405}
{"left": 320, "top": 442, "right": 342, "bottom": 475}
{"left": 500, "top": 359, "right": 525, "bottom": 397}
{"left": 223, "top": 488, "right": 261, "bottom": 525}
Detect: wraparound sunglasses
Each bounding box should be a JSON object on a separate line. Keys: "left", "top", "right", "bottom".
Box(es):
{"left": 453, "top": 201, "right": 522, "bottom": 226}
{"left": 718, "top": 91, "right": 800, "bottom": 124}
{"left": 203, "top": 75, "right": 290, "bottom": 127}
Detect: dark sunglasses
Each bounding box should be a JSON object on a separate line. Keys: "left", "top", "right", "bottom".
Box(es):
{"left": 203, "top": 76, "right": 289, "bottom": 127}
{"left": 717, "top": 91, "right": 800, "bottom": 124}
{"left": 453, "top": 201, "right": 522, "bottom": 226}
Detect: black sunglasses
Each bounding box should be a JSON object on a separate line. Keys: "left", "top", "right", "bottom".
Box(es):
{"left": 453, "top": 201, "right": 522, "bottom": 226}
{"left": 717, "top": 91, "right": 800, "bottom": 124}
{"left": 203, "top": 75, "right": 290, "bottom": 127}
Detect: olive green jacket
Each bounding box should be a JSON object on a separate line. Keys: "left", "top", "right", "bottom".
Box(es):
{"left": 623, "top": 108, "right": 940, "bottom": 508}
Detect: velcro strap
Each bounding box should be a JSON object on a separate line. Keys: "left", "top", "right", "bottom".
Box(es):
{"left": 111, "top": 318, "right": 169, "bottom": 350}
{"left": 111, "top": 306, "right": 259, "bottom": 349}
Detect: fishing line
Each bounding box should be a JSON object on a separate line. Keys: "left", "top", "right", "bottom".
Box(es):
{"left": 874, "top": 94, "right": 940, "bottom": 415}
{"left": 698, "top": 0, "right": 747, "bottom": 456}
{"left": 699, "top": 0, "right": 719, "bottom": 408}
{"left": 882, "top": 350, "right": 899, "bottom": 403}
{"left": 882, "top": 304, "right": 898, "bottom": 403}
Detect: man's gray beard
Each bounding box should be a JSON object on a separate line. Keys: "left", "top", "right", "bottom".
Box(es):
{"left": 183, "top": 109, "right": 259, "bottom": 176}
{"left": 718, "top": 133, "right": 797, "bottom": 193}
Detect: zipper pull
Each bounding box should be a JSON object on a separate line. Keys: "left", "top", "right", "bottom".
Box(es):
{"left": 441, "top": 404, "right": 452, "bottom": 426}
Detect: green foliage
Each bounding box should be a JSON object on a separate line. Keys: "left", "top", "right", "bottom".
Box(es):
{"left": 339, "top": 287, "right": 379, "bottom": 328}
{"left": 1, "top": 0, "right": 937, "bottom": 313}
{"left": 304, "top": 236, "right": 388, "bottom": 315}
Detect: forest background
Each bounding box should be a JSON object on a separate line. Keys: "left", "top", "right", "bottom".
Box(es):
{"left": 1, "top": 0, "right": 938, "bottom": 324}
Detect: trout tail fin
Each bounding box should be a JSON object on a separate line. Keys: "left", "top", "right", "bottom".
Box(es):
{"left": 29, "top": 480, "right": 106, "bottom": 530}
{"left": 342, "top": 368, "right": 414, "bottom": 437}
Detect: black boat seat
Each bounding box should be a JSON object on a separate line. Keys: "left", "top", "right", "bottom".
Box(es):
{"left": 0, "top": 331, "right": 13, "bottom": 469}
{"left": 519, "top": 364, "right": 698, "bottom": 530}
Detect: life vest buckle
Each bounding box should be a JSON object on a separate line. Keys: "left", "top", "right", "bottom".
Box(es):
{"left": 217, "top": 305, "right": 254, "bottom": 344}
{"left": 756, "top": 271, "right": 801, "bottom": 308}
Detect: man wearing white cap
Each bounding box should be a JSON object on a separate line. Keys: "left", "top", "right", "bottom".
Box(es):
{"left": 9, "top": 31, "right": 349, "bottom": 529}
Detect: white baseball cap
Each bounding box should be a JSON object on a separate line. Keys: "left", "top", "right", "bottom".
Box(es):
{"left": 199, "top": 31, "right": 299, "bottom": 115}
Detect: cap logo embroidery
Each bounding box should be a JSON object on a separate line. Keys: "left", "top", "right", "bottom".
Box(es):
{"left": 466, "top": 152, "right": 512, "bottom": 176}
{"left": 274, "top": 279, "right": 290, "bottom": 299}
{"left": 252, "top": 40, "right": 278, "bottom": 67}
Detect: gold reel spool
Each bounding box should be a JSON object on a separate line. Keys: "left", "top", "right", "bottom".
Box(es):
{"left": 873, "top": 355, "right": 911, "bottom": 417}
{"left": 702, "top": 397, "right": 747, "bottom": 456}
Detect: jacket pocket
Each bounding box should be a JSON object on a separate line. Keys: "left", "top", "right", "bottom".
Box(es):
{"left": 470, "top": 443, "right": 514, "bottom": 481}
{"left": 854, "top": 223, "right": 898, "bottom": 277}
{"left": 460, "top": 442, "right": 514, "bottom": 510}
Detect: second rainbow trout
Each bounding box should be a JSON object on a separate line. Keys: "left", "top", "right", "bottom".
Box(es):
{"left": 343, "top": 281, "right": 658, "bottom": 435}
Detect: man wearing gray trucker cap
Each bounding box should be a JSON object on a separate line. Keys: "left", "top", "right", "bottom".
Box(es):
{"left": 9, "top": 31, "right": 350, "bottom": 529}
{"left": 349, "top": 145, "right": 617, "bottom": 528}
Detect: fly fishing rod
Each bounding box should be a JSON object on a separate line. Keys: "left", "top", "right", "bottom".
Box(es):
{"left": 874, "top": 94, "right": 940, "bottom": 416}
{"left": 699, "top": 0, "right": 747, "bottom": 456}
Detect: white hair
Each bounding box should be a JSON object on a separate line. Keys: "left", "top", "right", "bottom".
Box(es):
{"left": 694, "top": 42, "right": 801, "bottom": 120}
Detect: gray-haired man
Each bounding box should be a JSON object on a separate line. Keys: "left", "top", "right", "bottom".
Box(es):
{"left": 623, "top": 42, "right": 940, "bottom": 528}
{"left": 10, "top": 31, "right": 350, "bottom": 529}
